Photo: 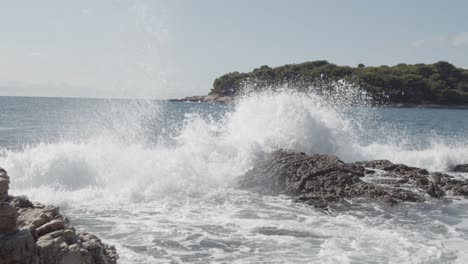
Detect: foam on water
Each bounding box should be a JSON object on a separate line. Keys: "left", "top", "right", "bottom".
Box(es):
{"left": 1, "top": 88, "right": 468, "bottom": 263}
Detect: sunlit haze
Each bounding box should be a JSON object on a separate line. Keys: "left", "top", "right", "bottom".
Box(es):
{"left": 1, "top": 0, "right": 467, "bottom": 99}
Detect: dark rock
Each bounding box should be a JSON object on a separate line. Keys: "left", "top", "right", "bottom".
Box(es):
{"left": 10, "top": 195, "right": 35, "bottom": 209}
{"left": 0, "top": 167, "right": 18, "bottom": 237}
{"left": 238, "top": 150, "right": 364, "bottom": 196}
{"left": 0, "top": 167, "right": 10, "bottom": 203}
{"left": 0, "top": 229, "right": 38, "bottom": 264}
{"left": 0, "top": 203, "right": 18, "bottom": 235}
{"left": 237, "top": 150, "right": 468, "bottom": 208}
{"left": 168, "top": 94, "right": 233, "bottom": 104}
{"left": 450, "top": 164, "right": 468, "bottom": 173}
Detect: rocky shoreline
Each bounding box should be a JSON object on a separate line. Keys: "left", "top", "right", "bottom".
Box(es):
{"left": 169, "top": 94, "right": 468, "bottom": 109}
{"left": 168, "top": 95, "right": 233, "bottom": 104}
{"left": 386, "top": 103, "right": 468, "bottom": 109}
{"left": 0, "top": 167, "right": 118, "bottom": 264}
{"left": 237, "top": 150, "right": 468, "bottom": 208}
{"left": 2, "top": 152, "right": 467, "bottom": 263}
{"left": 168, "top": 95, "right": 235, "bottom": 104}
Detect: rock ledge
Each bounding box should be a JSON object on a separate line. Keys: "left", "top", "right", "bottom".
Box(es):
{"left": 237, "top": 150, "right": 468, "bottom": 208}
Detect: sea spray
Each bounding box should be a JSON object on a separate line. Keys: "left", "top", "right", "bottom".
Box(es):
{"left": 1, "top": 88, "right": 468, "bottom": 263}
{"left": 1, "top": 86, "right": 468, "bottom": 203}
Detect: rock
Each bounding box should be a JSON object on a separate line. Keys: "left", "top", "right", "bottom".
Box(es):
{"left": 11, "top": 195, "right": 34, "bottom": 209}
{"left": 1, "top": 196, "right": 119, "bottom": 264}
{"left": 355, "top": 161, "right": 468, "bottom": 197}
{"left": 37, "top": 231, "right": 76, "bottom": 264}
{"left": 36, "top": 219, "right": 66, "bottom": 237}
{"left": 0, "top": 167, "right": 10, "bottom": 203}
{"left": 237, "top": 150, "right": 468, "bottom": 208}
{"left": 0, "top": 229, "right": 39, "bottom": 264}
{"left": 0, "top": 203, "right": 18, "bottom": 235}
{"left": 0, "top": 168, "right": 18, "bottom": 236}
{"left": 450, "top": 164, "right": 468, "bottom": 173}
{"left": 168, "top": 94, "right": 234, "bottom": 104}
{"left": 0, "top": 166, "right": 118, "bottom": 264}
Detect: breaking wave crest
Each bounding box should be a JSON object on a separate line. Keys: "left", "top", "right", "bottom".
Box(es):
{"left": 1, "top": 86, "right": 468, "bottom": 263}
{"left": 1, "top": 88, "right": 467, "bottom": 204}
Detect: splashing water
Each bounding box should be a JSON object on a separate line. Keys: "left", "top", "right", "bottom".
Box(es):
{"left": 1, "top": 87, "right": 468, "bottom": 263}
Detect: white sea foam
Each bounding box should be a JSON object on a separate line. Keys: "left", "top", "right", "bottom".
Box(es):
{"left": 1, "top": 88, "right": 468, "bottom": 263}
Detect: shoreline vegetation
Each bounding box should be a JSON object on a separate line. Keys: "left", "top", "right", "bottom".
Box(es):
{"left": 170, "top": 60, "right": 468, "bottom": 108}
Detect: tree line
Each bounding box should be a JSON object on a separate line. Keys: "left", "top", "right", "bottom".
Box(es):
{"left": 210, "top": 60, "right": 468, "bottom": 105}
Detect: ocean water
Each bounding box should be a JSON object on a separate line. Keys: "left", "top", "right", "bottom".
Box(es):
{"left": 1, "top": 91, "right": 468, "bottom": 263}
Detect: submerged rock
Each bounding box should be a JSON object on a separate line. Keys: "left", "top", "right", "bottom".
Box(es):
{"left": 237, "top": 150, "right": 468, "bottom": 208}
{"left": 0, "top": 167, "right": 118, "bottom": 264}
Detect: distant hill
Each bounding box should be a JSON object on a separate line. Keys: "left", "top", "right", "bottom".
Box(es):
{"left": 209, "top": 61, "right": 468, "bottom": 105}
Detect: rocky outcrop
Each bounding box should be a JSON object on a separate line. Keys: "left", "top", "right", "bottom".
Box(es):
{"left": 0, "top": 167, "right": 118, "bottom": 264}
{"left": 353, "top": 160, "right": 468, "bottom": 197}
{"left": 168, "top": 94, "right": 233, "bottom": 104}
{"left": 237, "top": 150, "right": 468, "bottom": 207}
{"left": 450, "top": 164, "right": 468, "bottom": 173}
{"left": 0, "top": 168, "right": 9, "bottom": 203}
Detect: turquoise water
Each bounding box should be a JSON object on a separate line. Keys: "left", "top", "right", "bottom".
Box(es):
{"left": 1, "top": 94, "right": 468, "bottom": 263}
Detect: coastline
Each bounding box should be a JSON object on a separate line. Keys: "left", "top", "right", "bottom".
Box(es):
{"left": 169, "top": 95, "right": 468, "bottom": 109}
{"left": 385, "top": 103, "right": 468, "bottom": 109}
{"left": 168, "top": 94, "right": 234, "bottom": 104}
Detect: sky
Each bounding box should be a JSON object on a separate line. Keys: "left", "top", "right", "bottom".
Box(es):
{"left": 0, "top": 0, "right": 467, "bottom": 99}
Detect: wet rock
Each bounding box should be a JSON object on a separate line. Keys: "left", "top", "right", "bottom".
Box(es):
{"left": 0, "top": 167, "right": 118, "bottom": 264}
{"left": 237, "top": 150, "right": 468, "bottom": 207}
{"left": 450, "top": 164, "right": 468, "bottom": 173}
{"left": 355, "top": 161, "right": 468, "bottom": 197}
{"left": 238, "top": 151, "right": 363, "bottom": 195}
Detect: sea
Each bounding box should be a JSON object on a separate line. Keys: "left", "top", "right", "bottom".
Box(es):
{"left": 1, "top": 90, "right": 468, "bottom": 263}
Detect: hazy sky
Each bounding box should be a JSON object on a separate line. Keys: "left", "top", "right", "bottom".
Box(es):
{"left": 0, "top": 0, "right": 467, "bottom": 99}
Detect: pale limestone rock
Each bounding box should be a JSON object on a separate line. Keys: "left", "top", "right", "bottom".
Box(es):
{"left": 0, "top": 166, "right": 118, "bottom": 264}
{"left": 36, "top": 219, "right": 66, "bottom": 237}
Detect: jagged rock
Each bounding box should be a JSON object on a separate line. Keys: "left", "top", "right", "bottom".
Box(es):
{"left": 0, "top": 167, "right": 118, "bottom": 264}
{"left": 450, "top": 164, "right": 468, "bottom": 173}
{"left": 11, "top": 195, "right": 35, "bottom": 209}
{"left": 0, "top": 229, "right": 38, "bottom": 264}
{"left": 11, "top": 197, "right": 118, "bottom": 264}
{"left": 0, "top": 203, "right": 18, "bottom": 234}
{"left": 36, "top": 219, "right": 66, "bottom": 238}
{"left": 354, "top": 160, "right": 468, "bottom": 197}
{"left": 0, "top": 167, "right": 9, "bottom": 203}
{"left": 36, "top": 230, "right": 96, "bottom": 264}
{"left": 0, "top": 167, "right": 18, "bottom": 237}
{"left": 237, "top": 150, "right": 468, "bottom": 207}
